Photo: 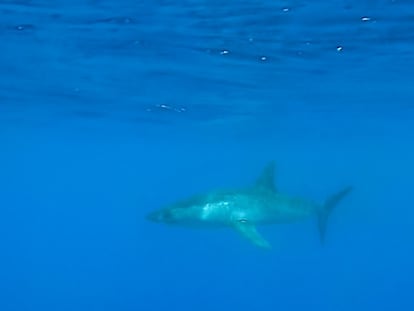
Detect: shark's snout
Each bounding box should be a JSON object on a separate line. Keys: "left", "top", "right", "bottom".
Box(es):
{"left": 146, "top": 209, "right": 176, "bottom": 224}
{"left": 146, "top": 210, "right": 162, "bottom": 222}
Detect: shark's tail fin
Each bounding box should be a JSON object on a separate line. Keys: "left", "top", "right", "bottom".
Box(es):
{"left": 317, "top": 186, "right": 353, "bottom": 244}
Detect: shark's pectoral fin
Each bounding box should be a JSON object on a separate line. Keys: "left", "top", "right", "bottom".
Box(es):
{"left": 233, "top": 219, "right": 271, "bottom": 249}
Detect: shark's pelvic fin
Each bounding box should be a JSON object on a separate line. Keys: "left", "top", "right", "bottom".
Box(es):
{"left": 233, "top": 219, "right": 271, "bottom": 249}
{"left": 318, "top": 186, "right": 353, "bottom": 244}
{"left": 254, "top": 161, "right": 277, "bottom": 192}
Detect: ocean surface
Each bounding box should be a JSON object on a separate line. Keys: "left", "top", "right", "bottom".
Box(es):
{"left": 1, "top": 0, "right": 414, "bottom": 310}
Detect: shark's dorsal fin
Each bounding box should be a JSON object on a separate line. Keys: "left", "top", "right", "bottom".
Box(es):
{"left": 254, "top": 161, "right": 276, "bottom": 192}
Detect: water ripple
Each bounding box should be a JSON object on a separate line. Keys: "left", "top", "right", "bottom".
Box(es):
{"left": 0, "top": 0, "right": 413, "bottom": 131}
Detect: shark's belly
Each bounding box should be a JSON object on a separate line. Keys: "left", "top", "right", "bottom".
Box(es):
{"left": 251, "top": 209, "right": 311, "bottom": 224}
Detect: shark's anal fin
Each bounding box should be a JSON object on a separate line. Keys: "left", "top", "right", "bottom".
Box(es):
{"left": 233, "top": 219, "right": 271, "bottom": 249}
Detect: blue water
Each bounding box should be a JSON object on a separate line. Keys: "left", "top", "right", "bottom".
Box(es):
{"left": 1, "top": 0, "right": 414, "bottom": 310}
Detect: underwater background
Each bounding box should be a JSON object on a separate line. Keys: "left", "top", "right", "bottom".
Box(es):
{"left": 1, "top": 0, "right": 414, "bottom": 310}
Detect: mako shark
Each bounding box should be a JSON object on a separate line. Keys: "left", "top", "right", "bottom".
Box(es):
{"left": 146, "top": 162, "right": 352, "bottom": 248}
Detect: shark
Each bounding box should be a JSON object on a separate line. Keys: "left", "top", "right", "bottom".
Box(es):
{"left": 146, "top": 161, "right": 352, "bottom": 248}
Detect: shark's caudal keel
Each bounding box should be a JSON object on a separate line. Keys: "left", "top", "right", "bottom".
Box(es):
{"left": 146, "top": 161, "right": 352, "bottom": 249}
